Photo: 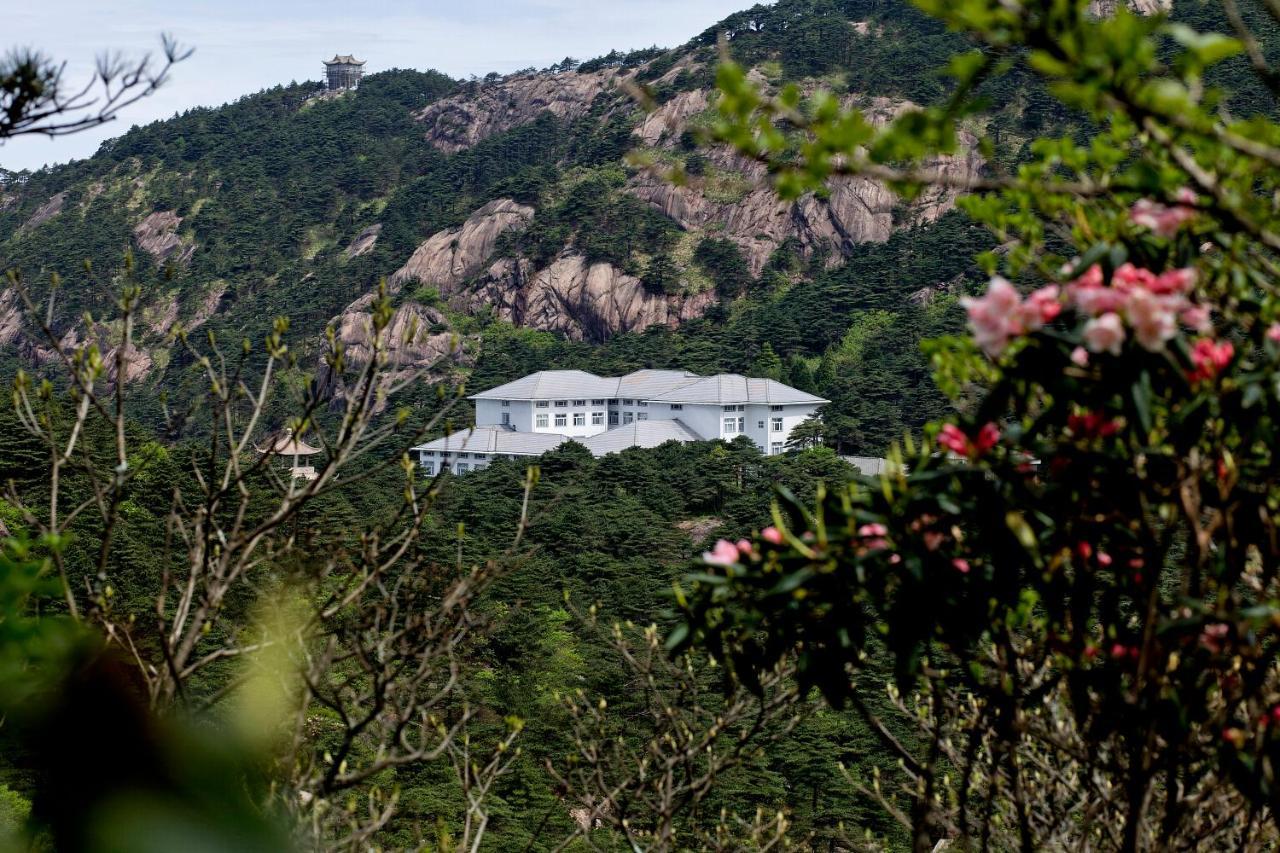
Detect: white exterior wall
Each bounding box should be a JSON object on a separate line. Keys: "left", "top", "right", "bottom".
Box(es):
{"left": 476, "top": 399, "right": 534, "bottom": 430}
{"left": 766, "top": 403, "right": 822, "bottom": 454}
{"left": 675, "top": 404, "right": 725, "bottom": 441}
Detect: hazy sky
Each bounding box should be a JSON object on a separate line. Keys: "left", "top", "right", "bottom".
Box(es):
{"left": 2, "top": 0, "right": 751, "bottom": 172}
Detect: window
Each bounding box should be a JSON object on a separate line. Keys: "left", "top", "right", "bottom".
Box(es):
{"left": 623, "top": 412, "right": 634, "bottom": 425}
{"left": 771, "top": 417, "right": 784, "bottom": 432}
{"left": 637, "top": 412, "right": 648, "bottom": 421}
{"left": 637, "top": 400, "right": 648, "bottom": 407}
{"left": 536, "top": 401, "right": 549, "bottom": 408}
{"left": 456, "top": 463, "right": 470, "bottom": 473}
{"left": 555, "top": 414, "right": 567, "bottom": 427}
{"left": 501, "top": 400, "right": 510, "bottom": 407}
{"left": 573, "top": 399, "right": 586, "bottom": 406}
{"left": 758, "top": 421, "right": 765, "bottom": 429}
{"left": 555, "top": 400, "right": 568, "bottom": 407}
{"left": 592, "top": 412, "right": 605, "bottom": 425}
{"left": 573, "top": 413, "right": 585, "bottom": 426}
{"left": 609, "top": 411, "right": 619, "bottom": 425}
{"left": 771, "top": 442, "right": 784, "bottom": 455}
{"left": 591, "top": 398, "right": 606, "bottom": 405}
{"left": 440, "top": 463, "right": 451, "bottom": 473}
{"left": 420, "top": 450, "right": 433, "bottom": 457}
{"left": 501, "top": 413, "right": 510, "bottom": 426}
{"left": 771, "top": 405, "right": 784, "bottom": 412}
{"left": 737, "top": 416, "right": 745, "bottom": 432}
{"left": 623, "top": 399, "right": 634, "bottom": 405}
{"left": 723, "top": 405, "right": 736, "bottom": 412}
{"left": 422, "top": 462, "right": 435, "bottom": 475}
{"left": 670, "top": 404, "right": 683, "bottom": 411}
{"left": 536, "top": 414, "right": 549, "bottom": 428}
{"left": 724, "top": 418, "right": 738, "bottom": 434}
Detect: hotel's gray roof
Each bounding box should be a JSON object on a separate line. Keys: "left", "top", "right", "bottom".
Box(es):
{"left": 468, "top": 370, "right": 619, "bottom": 401}
{"left": 646, "top": 374, "right": 828, "bottom": 405}
{"left": 614, "top": 369, "right": 701, "bottom": 399}
{"left": 469, "top": 369, "right": 824, "bottom": 405}
{"left": 580, "top": 419, "right": 701, "bottom": 456}
{"left": 412, "top": 427, "right": 566, "bottom": 456}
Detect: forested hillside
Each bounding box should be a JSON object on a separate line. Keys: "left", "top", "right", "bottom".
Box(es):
{"left": 6, "top": 0, "right": 1280, "bottom": 849}
{"left": 1, "top": 1, "right": 1268, "bottom": 452}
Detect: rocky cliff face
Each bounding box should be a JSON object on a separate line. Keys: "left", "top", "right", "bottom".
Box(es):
{"left": 415, "top": 69, "right": 621, "bottom": 152}
{"left": 467, "top": 254, "right": 714, "bottom": 341}
{"left": 320, "top": 292, "right": 469, "bottom": 407}
{"left": 389, "top": 199, "right": 535, "bottom": 293}
{"left": 1089, "top": 0, "right": 1171, "bottom": 14}
{"left": 133, "top": 211, "right": 195, "bottom": 267}
{"left": 628, "top": 95, "right": 982, "bottom": 275}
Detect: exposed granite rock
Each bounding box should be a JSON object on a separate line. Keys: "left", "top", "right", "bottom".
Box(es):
{"left": 101, "top": 342, "right": 154, "bottom": 384}
{"left": 186, "top": 281, "right": 227, "bottom": 332}
{"left": 415, "top": 70, "right": 619, "bottom": 152}
{"left": 21, "top": 192, "right": 67, "bottom": 232}
{"left": 469, "top": 254, "right": 714, "bottom": 342}
{"left": 628, "top": 96, "right": 983, "bottom": 274}
{"left": 0, "top": 288, "right": 22, "bottom": 348}
{"left": 389, "top": 199, "right": 535, "bottom": 293}
{"left": 133, "top": 211, "right": 195, "bottom": 267}
{"left": 633, "top": 89, "right": 709, "bottom": 146}
{"left": 1089, "top": 0, "right": 1170, "bottom": 14}
{"left": 344, "top": 223, "right": 382, "bottom": 258}
{"left": 145, "top": 294, "right": 180, "bottom": 337}
{"left": 320, "top": 292, "right": 467, "bottom": 406}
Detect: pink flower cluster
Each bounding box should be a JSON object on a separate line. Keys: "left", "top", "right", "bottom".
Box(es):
{"left": 961, "top": 277, "right": 1061, "bottom": 356}
{"left": 1187, "top": 338, "right": 1234, "bottom": 384}
{"left": 937, "top": 422, "right": 1000, "bottom": 459}
{"left": 1129, "top": 189, "right": 1198, "bottom": 238}
{"left": 963, "top": 256, "right": 1212, "bottom": 360}
{"left": 1067, "top": 263, "right": 1207, "bottom": 354}
{"left": 702, "top": 538, "right": 754, "bottom": 567}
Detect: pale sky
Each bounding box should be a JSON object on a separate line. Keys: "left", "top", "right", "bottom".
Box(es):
{"left": 2, "top": 0, "right": 752, "bottom": 172}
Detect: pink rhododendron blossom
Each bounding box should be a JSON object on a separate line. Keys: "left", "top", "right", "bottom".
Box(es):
{"left": 1068, "top": 263, "right": 1103, "bottom": 288}
{"left": 1188, "top": 338, "right": 1234, "bottom": 383}
{"left": 1268, "top": 323, "right": 1280, "bottom": 343}
{"left": 1020, "top": 284, "right": 1062, "bottom": 330}
{"left": 1083, "top": 313, "right": 1125, "bottom": 354}
{"left": 1150, "top": 267, "right": 1196, "bottom": 296}
{"left": 857, "top": 523, "right": 889, "bottom": 550}
{"left": 961, "top": 276, "right": 1024, "bottom": 356}
{"left": 937, "top": 422, "right": 1000, "bottom": 459}
{"left": 736, "top": 539, "right": 753, "bottom": 555}
{"left": 1113, "top": 263, "right": 1158, "bottom": 291}
{"left": 1180, "top": 304, "right": 1210, "bottom": 334}
{"left": 702, "top": 539, "right": 741, "bottom": 567}
{"left": 761, "top": 526, "right": 784, "bottom": 545}
{"left": 952, "top": 558, "right": 971, "bottom": 574}
{"left": 1130, "top": 195, "right": 1197, "bottom": 237}
{"left": 1070, "top": 346, "right": 1089, "bottom": 366}
{"left": 1125, "top": 289, "right": 1179, "bottom": 351}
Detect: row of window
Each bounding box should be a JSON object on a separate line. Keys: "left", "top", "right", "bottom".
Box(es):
{"left": 534, "top": 412, "right": 608, "bottom": 428}
{"left": 422, "top": 462, "right": 474, "bottom": 475}
{"left": 534, "top": 398, "right": 612, "bottom": 408}
{"left": 506, "top": 400, "right": 790, "bottom": 411}
{"left": 723, "top": 417, "right": 786, "bottom": 434}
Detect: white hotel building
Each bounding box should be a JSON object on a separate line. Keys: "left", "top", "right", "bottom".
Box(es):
{"left": 411, "top": 369, "right": 827, "bottom": 475}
